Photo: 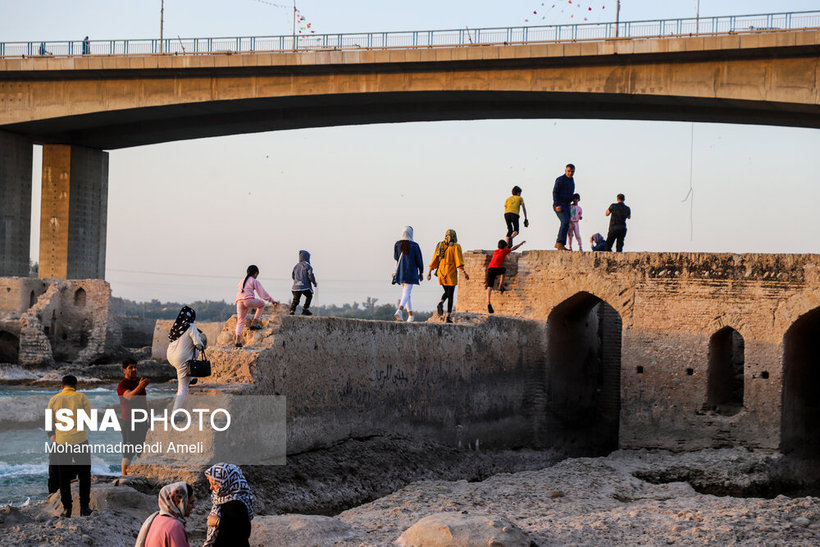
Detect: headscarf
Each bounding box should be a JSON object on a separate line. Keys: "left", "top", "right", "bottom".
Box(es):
{"left": 135, "top": 481, "right": 191, "bottom": 547}
{"left": 203, "top": 463, "right": 254, "bottom": 547}
{"left": 591, "top": 233, "right": 604, "bottom": 246}
{"left": 436, "top": 229, "right": 457, "bottom": 258}
{"left": 400, "top": 226, "right": 414, "bottom": 242}
{"left": 168, "top": 306, "right": 196, "bottom": 342}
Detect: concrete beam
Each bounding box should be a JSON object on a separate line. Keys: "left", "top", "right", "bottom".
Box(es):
{"left": 39, "top": 144, "right": 108, "bottom": 279}
{"left": 0, "top": 131, "right": 33, "bottom": 276}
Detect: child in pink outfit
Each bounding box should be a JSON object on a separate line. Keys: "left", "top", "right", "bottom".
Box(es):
{"left": 235, "top": 264, "right": 277, "bottom": 347}
{"left": 568, "top": 193, "right": 583, "bottom": 251}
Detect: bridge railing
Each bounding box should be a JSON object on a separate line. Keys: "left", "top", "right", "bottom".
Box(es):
{"left": 2, "top": 10, "right": 819, "bottom": 58}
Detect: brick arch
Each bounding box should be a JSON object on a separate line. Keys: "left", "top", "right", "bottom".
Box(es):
{"left": 544, "top": 290, "right": 623, "bottom": 454}
{"left": 541, "top": 281, "right": 634, "bottom": 327}
{"left": 781, "top": 304, "right": 820, "bottom": 456}
{"left": 704, "top": 326, "right": 745, "bottom": 416}
{"left": 774, "top": 289, "right": 820, "bottom": 341}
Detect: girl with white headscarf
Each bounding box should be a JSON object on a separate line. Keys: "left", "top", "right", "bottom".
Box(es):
{"left": 392, "top": 226, "right": 425, "bottom": 322}
{"left": 135, "top": 481, "right": 195, "bottom": 547}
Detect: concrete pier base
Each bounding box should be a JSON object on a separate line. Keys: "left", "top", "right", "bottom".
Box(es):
{"left": 0, "top": 131, "right": 33, "bottom": 277}
{"left": 39, "top": 145, "right": 108, "bottom": 279}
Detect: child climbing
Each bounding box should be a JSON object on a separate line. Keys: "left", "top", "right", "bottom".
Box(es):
{"left": 486, "top": 239, "right": 525, "bottom": 314}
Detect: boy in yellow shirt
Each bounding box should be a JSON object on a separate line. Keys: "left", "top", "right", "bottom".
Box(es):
{"left": 504, "top": 186, "right": 529, "bottom": 246}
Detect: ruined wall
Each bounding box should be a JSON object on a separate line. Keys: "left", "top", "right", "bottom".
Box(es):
{"left": 0, "top": 277, "right": 49, "bottom": 314}
{"left": 17, "top": 278, "right": 121, "bottom": 366}
{"left": 203, "top": 313, "right": 545, "bottom": 454}
{"left": 458, "top": 251, "right": 820, "bottom": 452}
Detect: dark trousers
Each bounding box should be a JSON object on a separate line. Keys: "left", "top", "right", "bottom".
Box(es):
{"left": 554, "top": 204, "right": 571, "bottom": 244}
{"left": 606, "top": 226, "right": 627, "bottom": 252}
{"left": 440, "top": 285, "right": 456, "bottom": 314}
{"left": 504, "top": 213, "right": 520, "bottom": 238}
{"left": 56, "top": 443, "right": 91, "bottom": 511}
{"left": 290, "top": 290, "right": 313, "bottom": 312}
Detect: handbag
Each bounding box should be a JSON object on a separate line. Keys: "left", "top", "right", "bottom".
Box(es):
{"left": 391, "top": 254, "right": 403, "bottom": 285}
{"left": 186, "top": 350, "right": 212, "bottom": 378}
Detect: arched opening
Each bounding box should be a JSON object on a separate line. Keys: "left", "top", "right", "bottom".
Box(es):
{"left": 73, "top": 287, "right": 87, "bottom": 308}
{"left": 782, "top": 307, "right": 820, "bottom": 456}
{"left": 705, "top": 327, "right": 744, "bottom": 415}
{"left": 0, "top": 331, "right": 19, "bottom": 364}
{"left": 545, "top": 292, "right": 622, "bottom": 454}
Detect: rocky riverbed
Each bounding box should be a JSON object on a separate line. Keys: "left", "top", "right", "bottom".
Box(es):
{"left": 1, "top": 438, "right": 819, "bottom": 546}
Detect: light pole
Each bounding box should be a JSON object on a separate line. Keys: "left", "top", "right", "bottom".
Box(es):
{"left": 615, "top": 0, "right": 621, "bottom": 37}
{"left": 159, "top": 0, "right": 165, "bottom": 53}
{"left": 696, "top": 0, "right": 700, "bottom": 35}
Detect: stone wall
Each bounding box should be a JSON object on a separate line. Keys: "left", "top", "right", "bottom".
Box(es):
{"left": 202, "top": 312, "right": 545, "bottom": 454}
{"left": 457, "top": 250, "right": 820, "bottom": 453}
{"left": 0, "top": 277, "right": 49, "bottom": 314}
{"left": 15, "top": 278, "right": 121, "bottom": 366}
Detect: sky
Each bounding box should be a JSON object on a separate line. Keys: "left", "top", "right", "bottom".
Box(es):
{"left": 2, "top": 1, "right": 820, "bottom": 309}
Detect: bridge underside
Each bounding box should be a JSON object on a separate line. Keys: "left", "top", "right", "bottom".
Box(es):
{"left": 5, "top": 90, "right": 819, "bottom": 149}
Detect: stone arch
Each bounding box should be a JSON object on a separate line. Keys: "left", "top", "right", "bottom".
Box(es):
{"left": 73, "top": 287, "right": 87, "bottom": 308}
{"left": 781, "top": 306, "right": 820, "bottom": 456}
{"left": 705, "top": 327, "right": 745, "bottom": 416}
{"left": 545, "top": 291, "right": 622, "bottom": 454}
{"left": 0, "top": 331, "right": 19, "bottom": 364}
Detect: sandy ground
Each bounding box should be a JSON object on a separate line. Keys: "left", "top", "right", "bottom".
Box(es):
{"left": 1, "top": 443, "right": 819, "bottom": 546}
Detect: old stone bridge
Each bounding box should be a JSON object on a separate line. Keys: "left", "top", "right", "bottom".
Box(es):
{"left": 1, "top": 28, "right": 819, "bottom": 278}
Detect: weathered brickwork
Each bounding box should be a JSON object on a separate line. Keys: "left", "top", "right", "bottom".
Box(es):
{"left": 457, "top": 251, "right": 820, "bottom": 452}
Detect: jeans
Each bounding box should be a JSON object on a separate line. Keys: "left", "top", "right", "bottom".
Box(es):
{"left": 554, "top": 203, "right": 571, "bottom": 245}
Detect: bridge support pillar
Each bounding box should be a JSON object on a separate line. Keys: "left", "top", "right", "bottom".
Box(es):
{"left": 0, "top": 131, "right": 33, "bottom": 277}
{"left": 39, "top": 145, "right": 108, "bottom": 279}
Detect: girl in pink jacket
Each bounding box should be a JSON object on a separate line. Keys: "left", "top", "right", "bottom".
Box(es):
{"left": 235, "top": 265, "right": 278, "bottom": 347}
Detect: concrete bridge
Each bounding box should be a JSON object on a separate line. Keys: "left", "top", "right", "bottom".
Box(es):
{"left": 1, "top": 26, "right": 819, "bottom": 278}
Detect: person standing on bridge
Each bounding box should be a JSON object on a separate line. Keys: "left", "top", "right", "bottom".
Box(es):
{"left": 552, "top": 164, "right": 576, "bottom": 250}
{"left": 503, "top": 185, "right": 528, "bottom": 246}
{"left": 428, "top": 229, "right": 469, "bottom": 324}
{"left": 393, "top": 226, "right": 425, "bottom": 322}
{"left": 81, "top": 36, "right": 90, "bottom": 54}
{"left": 605, "top": 193, "right": 631, "bottom": 252}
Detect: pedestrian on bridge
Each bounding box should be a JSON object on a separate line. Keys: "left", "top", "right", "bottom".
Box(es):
{"left": 428, "top": 229, "right": 469, "bottom": 324}
{"left": 552, "top": 164, "right": 575, "bottom": 250}
{"left": 605, "top": 193, "right": 631, "bottom": 252}
{"left": 503, "top": 185, "right": 528, "bottom": 246}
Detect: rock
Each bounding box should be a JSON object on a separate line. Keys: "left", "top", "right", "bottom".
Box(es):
{"left": 794, "top": 516, "right": 810, "bottom": 526}
{"left": 0, "top": 504, "right": 33, "bottom": 526}
{"left": 42, "top": 483, "right": 156, "bottom": 517}
{"left": 249, "top": 514, "right": 359, "bottom": 546}
{"left": 395, "top": 512, "right": 530, "bottom": 547}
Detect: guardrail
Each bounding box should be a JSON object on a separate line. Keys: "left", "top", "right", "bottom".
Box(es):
{"left": 2, "top": 10, "right": 819, "bottom": 58}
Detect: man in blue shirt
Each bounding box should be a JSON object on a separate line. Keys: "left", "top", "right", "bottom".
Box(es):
{"left": 552, "top": 164, "right": 576, "bottom": 250}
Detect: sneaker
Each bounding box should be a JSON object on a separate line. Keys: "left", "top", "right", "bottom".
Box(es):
{"left": 248, "top": 324, "right": 263, "bottom": 330}
{"left": 234, "top": 343, "right": 242, "bottom": 348}
{"left": 394, "top": 310, "right": 403, "bottom": 322}
{"left": 488, "top": 304, "right": 494, "bottom": 314}
{"left": 288, "top": 310, "right": 295, "bottom": 315}
{"left": 555, "top": 242, "right": 567, "bottom": 250}
{"left": 189, "top": 378, "right": 198, "bottom": 385}
{"left": 302, "top": 309, "right": 313, "bottom": 316}
{"left": 445, "top": 315, "right": 453, "bottom": 324}
{"left": 60, "top": 508, "right": 71, "bottom": 518}
{"left": 80, "top": 506, "right": 94, "bottom": 517}
{"left": 407, "top": 315, "right": 415, "bottom": 323}
{"left": 499, "top": 287, "right": 505, "bottom": 294}
{"left": 436, "top": 302, "right": 444, "bottom": 316}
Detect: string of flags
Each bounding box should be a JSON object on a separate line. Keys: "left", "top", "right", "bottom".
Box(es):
{"left": 524, "top": 1, "right": 609, "bottom": 24}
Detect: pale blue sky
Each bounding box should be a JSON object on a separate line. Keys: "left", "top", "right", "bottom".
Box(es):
{"left": 2, "top": 1, "right": 819, "bottom": 308}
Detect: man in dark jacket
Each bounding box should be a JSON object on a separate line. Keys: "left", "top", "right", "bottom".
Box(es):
{"left": 605, "top": 193, "right": 632, "bottom": 252}
{"left": 552, "top": 164, "right": 575, "bottom": 250}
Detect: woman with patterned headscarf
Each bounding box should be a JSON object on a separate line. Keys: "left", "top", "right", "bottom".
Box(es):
{"left": 203, "top": 463, "right": 254, "bottom": 547}
{"left": 166, "top": 306, "right": 205, "bottom": 411}
{"left": 427, "top": 229, "right": 470, "bottom": 323}
{"left": 136, "top": 481, "right": 196, "bottom": 547}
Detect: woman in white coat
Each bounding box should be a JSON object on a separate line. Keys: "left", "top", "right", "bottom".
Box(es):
{"left": 166, "top": 306, "right": 205, "bottom": 412}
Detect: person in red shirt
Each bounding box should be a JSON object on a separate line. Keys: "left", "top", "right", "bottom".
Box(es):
{"left": 486, "top": 239, "right": 525, "bottom": 314}
{"left": 117, "top": 358, "right": 150, "bottom": 476}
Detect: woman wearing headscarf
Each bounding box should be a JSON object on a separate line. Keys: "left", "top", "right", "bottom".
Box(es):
{"left": 427, "top": 229, "right": 470, "bottom": 324}
{"left": 235, "top": 265, "right": 278, "bottom": 347}
{"left": 203, "top": 463, "right": 254, "bottom": 547}
{"left": 392, "top": 226, "right": 425, "bottom": 322}
{"left": 135, "top": 481, "right": 196, "bottom": 547}
{"left": 166, "top": 306, "right": 205, "bottom": 411}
